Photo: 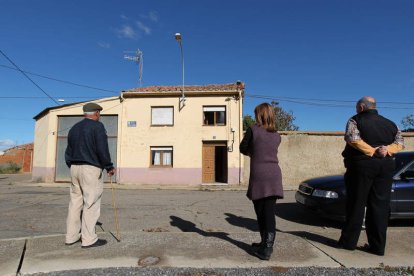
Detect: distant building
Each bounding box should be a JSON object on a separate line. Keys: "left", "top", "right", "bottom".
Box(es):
{"left": 32, "top": 82, "right": 244, "bottom": 186}
{"left": 0, "top": 143, "right": 33, "bottom": 172}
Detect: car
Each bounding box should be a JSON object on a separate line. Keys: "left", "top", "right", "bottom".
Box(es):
{"left": 295, "top": 151, "right": 414, "bottom": 221}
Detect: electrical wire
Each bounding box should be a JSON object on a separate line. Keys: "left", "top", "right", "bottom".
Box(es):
{"left": 0, "top": 64, "right": 119, "bottom": 94}
{"left": 1, "top": 57, "right": 413, "bottom": 110}
{"left": 245, "top": 94, "right": 414, "bottom": 109}
{"left": 0, "top": 50, "right": 60, "bottom": 105}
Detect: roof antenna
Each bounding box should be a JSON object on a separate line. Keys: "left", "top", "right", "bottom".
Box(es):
{"left": 124, "top": 49, "right": 143, "bottom": 87}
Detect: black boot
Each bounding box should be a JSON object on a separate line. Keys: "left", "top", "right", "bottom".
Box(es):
{"left": 254, "top": 232, "right": 275, "bottom": 260}
{"left": 252, "top": 231, "right": 265, "bottom": 247}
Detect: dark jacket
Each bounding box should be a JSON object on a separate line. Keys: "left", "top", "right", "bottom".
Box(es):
{"left": 240, "top": 124, "right": 283, "bottom": 200}
{"left": 65, "top": 118, "right": 113, "bottom": 171}
{"left": 342, "top": 109, "right": 399, "bottom": 160}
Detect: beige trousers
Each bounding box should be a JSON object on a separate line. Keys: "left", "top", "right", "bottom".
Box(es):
{"left": 66, "top": 165, "right": 103, "bottom": 246}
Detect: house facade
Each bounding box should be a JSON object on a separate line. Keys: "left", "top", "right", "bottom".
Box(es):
{"left": 32, "top": 82, "right": 244, "bottom": 186}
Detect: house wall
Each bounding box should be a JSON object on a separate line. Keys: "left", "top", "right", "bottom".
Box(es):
{"left": 118, "top": 95, "right": 243, "bottom": 185}
{"left": 242, "top": 132, "right": 414, "bottom": 190}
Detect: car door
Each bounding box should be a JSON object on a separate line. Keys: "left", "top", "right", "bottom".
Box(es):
{"left": 393, "top": 161, "right": 414, "bottom": 214}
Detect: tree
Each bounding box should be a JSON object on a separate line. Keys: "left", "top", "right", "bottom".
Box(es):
{"left": 242, "top": 101, "right": 299, "bottom": 131}
{"left": 243, "top": 115, "right": 255, "bottom": 130}
{"left": 271, "top": 101, "right": 299, "bottom": 131}
{"left": 401, "top": 114, "right": 414, "bottom": 132}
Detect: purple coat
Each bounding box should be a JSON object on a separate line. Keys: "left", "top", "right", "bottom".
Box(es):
{"left": 241, "top": 124, "right": 283, "bottom": 201}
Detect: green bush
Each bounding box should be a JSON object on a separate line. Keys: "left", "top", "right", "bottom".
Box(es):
{"left": 0, "top": 162, "right": 21, "bottom": 174}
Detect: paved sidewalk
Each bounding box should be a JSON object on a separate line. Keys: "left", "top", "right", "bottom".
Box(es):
{"left": 1, "top": 174, "right": 414, "bottom": 275}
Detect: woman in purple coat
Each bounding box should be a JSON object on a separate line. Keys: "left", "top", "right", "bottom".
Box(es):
{"left": 240, "top": 103, "right": 283, "bottom": 260}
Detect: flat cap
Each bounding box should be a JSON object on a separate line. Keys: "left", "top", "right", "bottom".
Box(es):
{"left": 83, "top": 103, "right": 103, "bottom": 112}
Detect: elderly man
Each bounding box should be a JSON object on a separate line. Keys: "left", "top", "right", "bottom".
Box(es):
{"left": 338, "top": 96, "right": 404, "bottom": 256}
{"left": 65, "top": 102, "right": 115, "bottom": 248}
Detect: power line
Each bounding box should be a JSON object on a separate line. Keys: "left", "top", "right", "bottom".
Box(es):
{"left": 0, "top": 50, "right": 60, "bottom": 105}
{"left": 0, "top": 96, "right": 113, "bottom": 99}
{"left": 1, "top": 57, "right": 413, "bottom": 109}
{"left": 245, "top": 94, "right": 414, "bottom": 105}
{"left": 245, "top": 94, "right": 414, "bottom": 109}
{"left": 0, "top": 64, "right": 118, "bottom": 94}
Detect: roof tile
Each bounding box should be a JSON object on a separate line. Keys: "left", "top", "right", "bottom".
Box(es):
{"left": 124, "top": 82, "right": 244, "bottom": 93}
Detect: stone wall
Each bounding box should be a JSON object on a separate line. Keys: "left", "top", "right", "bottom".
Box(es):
{"left": 242, "top": 132, "right": 414, "bottom": 190}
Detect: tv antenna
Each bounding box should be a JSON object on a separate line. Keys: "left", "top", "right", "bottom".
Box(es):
{"left": 124, "top": 49, "right": 143, "bottom": 87}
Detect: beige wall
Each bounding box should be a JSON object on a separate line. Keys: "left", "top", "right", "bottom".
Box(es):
{"left": 119, "top": 96, "right": 241, "bottom": 167}
{"left": 118, "top": 95, "right": 243, "bottom": 184}
{"left": 242, "top": 132, "right": 414, "bottom": 190}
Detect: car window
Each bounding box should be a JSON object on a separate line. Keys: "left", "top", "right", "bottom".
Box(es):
{"left": 397, "top": 162, "right": 414, "bottom": 180}
{"left": 394, "top": 155, "right": 414, "bottom": 173}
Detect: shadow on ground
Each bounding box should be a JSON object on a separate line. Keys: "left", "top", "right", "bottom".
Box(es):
{"left": 223, "top": 212, "right": 340, "bottom": 249}
{"left": 275, "top": 203, "right": 343, "bottom": 229}
{"left": 169, "top": 215, "right": 256, "bottom": 257}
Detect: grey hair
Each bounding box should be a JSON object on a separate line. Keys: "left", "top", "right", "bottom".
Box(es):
{"left": 357, "top": 96, "right": 376, "bottom": 109}
{"left": 84, "top": 111, "right": 98, "bottom": 115}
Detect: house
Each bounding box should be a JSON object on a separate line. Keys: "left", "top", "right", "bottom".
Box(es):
{"left": 0, "top": 143, "right": 33, "bottom": 172}
{"left": 32, "top": 82, "right": 244, "bottom": 186}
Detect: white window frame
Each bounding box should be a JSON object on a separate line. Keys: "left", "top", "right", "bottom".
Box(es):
{"left": 150, "top": 146, "right": 173, "bottom": 167}
{"left": 203, "top": 106, "right": 226, "bottom": 126}
{"left": 151, "top": 106, "right": 174, "bottom": 126}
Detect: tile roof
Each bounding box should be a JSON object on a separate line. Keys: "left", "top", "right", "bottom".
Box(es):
{"left": 123, "top": 82, "right": 244, "bottom": 93}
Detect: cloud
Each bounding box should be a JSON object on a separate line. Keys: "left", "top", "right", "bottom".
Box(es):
{"left": 140, "top": 11, "right": 159, "bottom": 22}
{"left": 136, "top": 21, "right": 151, "bottom": 35}
{"left": 148, "top": 11, "right": 159, "bottom": 22}
{"left": 98, "top": 42, "right": 111, "bottom": 49}
{"left": 115, "top": 25, "right": 138, "bottom": 39}
{"left": 120, "top": 14, "right": 129, "bottom": 20}
{"left": 0, "top": 139, "right": 16, "bottom": 150}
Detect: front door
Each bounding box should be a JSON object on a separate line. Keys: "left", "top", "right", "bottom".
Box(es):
{"left": 202, "top": 142, "right": 227, "bottom": 183}
{"left": 202, "top": 144, "right": 215, "bottom": 183}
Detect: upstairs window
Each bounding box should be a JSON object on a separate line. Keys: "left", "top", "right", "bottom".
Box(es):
{"left": 203, "top": 106, "right": 226, "bottom": 126}
{"left": 151, "top": 107, "right": 174, "bottom": 126}
{"left": 150, "top": 147, "right": 173, "bottom": 167}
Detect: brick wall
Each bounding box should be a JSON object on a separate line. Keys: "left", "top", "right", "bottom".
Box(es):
{"left": 0, "top": 143, "right": 33, "bottom": 172}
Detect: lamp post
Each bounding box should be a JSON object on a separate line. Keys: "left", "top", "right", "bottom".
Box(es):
{"left": 175, "top": 33, "right": 186, "bottom": 108}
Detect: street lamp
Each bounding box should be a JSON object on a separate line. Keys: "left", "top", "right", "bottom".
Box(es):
{"left": 175, "top": 33, "right": 186, "bottom": 108}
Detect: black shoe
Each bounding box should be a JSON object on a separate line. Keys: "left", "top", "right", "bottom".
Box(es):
{"left": 254, "top": 246, "right": 273, "bottom": 260}
{"left": 335, "top": 239, "right": 355, "bottom": 251}
{"left": 359, "top": 243, "right": 384, "bottom": 256}
{"left": 254, "top": 232, "right": 275, "bottom": 260}
{"left": 252, "top": 231, "right": 265, "bottom": 247}
{"left": 65, "top": 238, "right": 81, "bottom": 246}
{"left": 251, "top": 241, "right": 263, "bottom": 247}
{"left": 81, "top": 239, "right": 107, "bottom": 249}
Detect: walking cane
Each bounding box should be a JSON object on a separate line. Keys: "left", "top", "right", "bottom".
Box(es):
{"left": 110, "top": 175, "right": 121, "bottom": 242}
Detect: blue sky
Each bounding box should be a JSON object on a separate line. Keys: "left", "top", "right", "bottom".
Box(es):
{"left": 1, "top": 0, "right": 414, "bottom": 150}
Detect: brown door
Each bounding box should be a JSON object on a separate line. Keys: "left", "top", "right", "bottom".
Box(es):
{"left": 202, "top": 145, "right": 215, "bottom": 183}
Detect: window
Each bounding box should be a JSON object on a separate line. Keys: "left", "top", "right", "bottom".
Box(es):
{"left": 203, "top": 106, "right": 226, "bottom": 126}
{"left": 150, "top": 147, "right": 173, "bottom": 167}
{"left": 151, "top": 107, "right": 173, "bottom": 126}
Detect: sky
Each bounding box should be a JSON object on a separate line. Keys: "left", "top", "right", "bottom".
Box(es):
{"left": 1, "top": 0, "right": 414, "bottom": 150}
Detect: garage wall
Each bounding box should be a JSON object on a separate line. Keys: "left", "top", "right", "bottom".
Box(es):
{"left": 242, "top": 132, "right": 414, "bottom": 190}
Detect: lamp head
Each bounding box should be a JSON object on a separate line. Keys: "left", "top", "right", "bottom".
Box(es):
{"left": 175, "top": 33, "right": 182, "bottom": 41}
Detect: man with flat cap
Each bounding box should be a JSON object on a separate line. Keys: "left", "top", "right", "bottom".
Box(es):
{"left": 65, "top": 102, "right": 115, "bottom": 248}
